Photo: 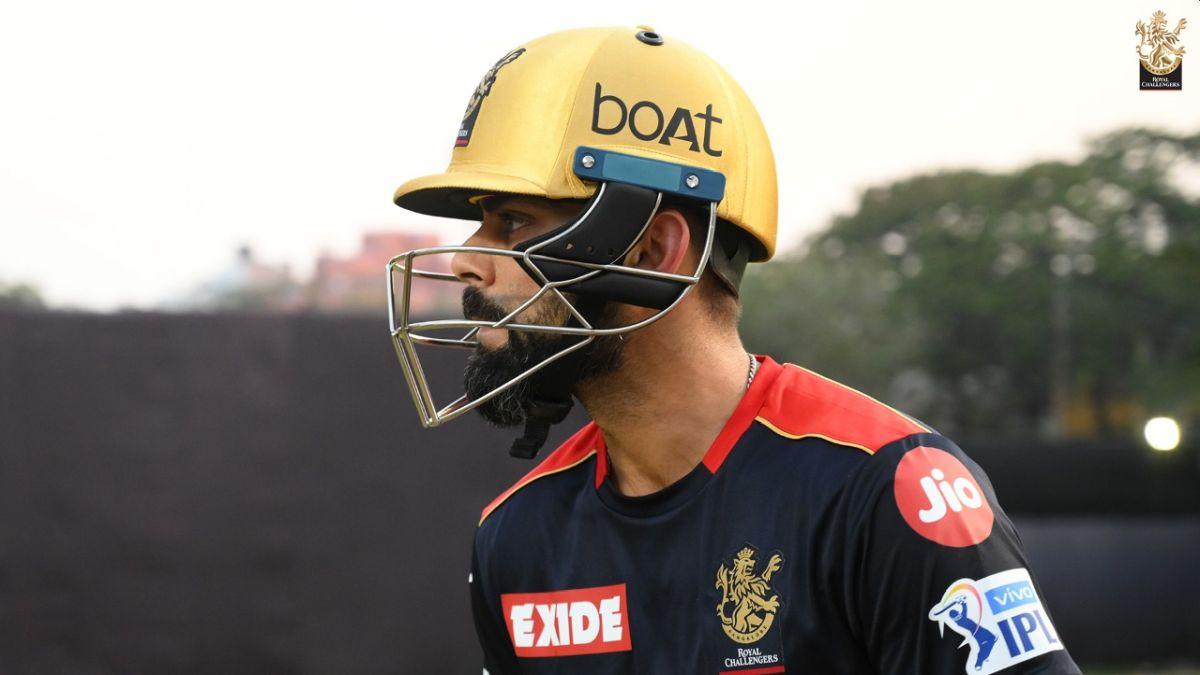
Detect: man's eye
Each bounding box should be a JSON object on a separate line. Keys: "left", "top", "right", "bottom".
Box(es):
{"left": 500, "top": 212, "right": 532, "bottom": 233}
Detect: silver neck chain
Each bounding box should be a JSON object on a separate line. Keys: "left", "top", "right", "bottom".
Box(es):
{"left": 746, "top": 352, "right": 759, "bottom": 390}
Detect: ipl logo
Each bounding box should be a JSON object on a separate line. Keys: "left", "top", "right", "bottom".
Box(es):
{"left": 928, "top": 569, "right": 1064, "bottom": 675}
{"left": 929, "top": 583, "right": 998, "bottom": 671}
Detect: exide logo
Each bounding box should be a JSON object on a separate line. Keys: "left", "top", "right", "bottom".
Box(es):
{"left": 591, "top": 83, "right": 724, "bottom": 156}
{"left": 501, "top": 583, "right": 633, "bottom": 657}
{"left": 893, "top": 446, "right": 995, "bottom": 547}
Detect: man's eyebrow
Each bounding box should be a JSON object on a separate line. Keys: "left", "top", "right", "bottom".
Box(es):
{"left": 482, "top": 196, "right": 539, "bottom": 215}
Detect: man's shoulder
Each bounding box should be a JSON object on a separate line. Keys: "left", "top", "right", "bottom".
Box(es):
{"left": 477, "top": 420, "right": 601, "bottom": 529}
{"left": 750, "top": 361, "right": 1001, "bottom": 520}
{"left": 753, "top": 360, "right": 935, "bottom": 458}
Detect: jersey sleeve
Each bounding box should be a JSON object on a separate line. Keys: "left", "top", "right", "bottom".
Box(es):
{"left": 470, "top": 532, "right": 520, "bottom": 675}
{"left": 835, "top": 431, "right": 1082, "bottom": 675}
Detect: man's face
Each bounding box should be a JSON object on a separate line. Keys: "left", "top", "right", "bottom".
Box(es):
{"left": 453, "top": 195, "right": 584, "bottom": 350}
{"left": 451, "top": 195, "right": 625, "bottom": 427}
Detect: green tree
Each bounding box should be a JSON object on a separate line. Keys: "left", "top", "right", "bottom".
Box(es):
{"left": 0, "top": 279, "right": 46, "bottom": 311}
{"left": 742, "top": 127, "right": 1200, "bottom": 440}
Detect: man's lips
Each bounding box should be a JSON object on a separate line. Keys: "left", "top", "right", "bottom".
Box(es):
{"left": 465, "top": 315, "right": 509, "bottom": 343}
{"left": 475, "top": 325, "right": 509, "bottom": 348}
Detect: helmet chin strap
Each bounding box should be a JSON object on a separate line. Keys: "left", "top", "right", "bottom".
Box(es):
{"left": 509, "top": 294, "right": 608, "bottom": 459}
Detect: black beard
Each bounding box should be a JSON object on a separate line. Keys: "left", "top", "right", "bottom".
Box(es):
{"left": 461, "top": 286, "right": 625, "bottom": 427}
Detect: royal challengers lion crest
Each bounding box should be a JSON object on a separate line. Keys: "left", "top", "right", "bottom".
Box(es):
{"left": 715, "top": 545, "right": 785, "bottom": 644}
{"left": 456, "top": 47, "right": 525, "bottom": 147}
{"left": 1135, "top": 10, "right": 1186, "bottom": 89}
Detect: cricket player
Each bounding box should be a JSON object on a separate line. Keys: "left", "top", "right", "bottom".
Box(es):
{"left": 386, "top": 25, "right": 1082, "bottom": 675}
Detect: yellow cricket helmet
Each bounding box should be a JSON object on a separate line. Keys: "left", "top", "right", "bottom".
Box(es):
{"left": 393, "top": 25, "right": 778, "bottom": 261}
{"left": 387, "top": 26, "right": 779, "bottom": 458}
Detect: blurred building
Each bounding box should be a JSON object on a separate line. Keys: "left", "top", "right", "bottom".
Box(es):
{"left": 168, "top": 232, "right": 459, "bottom": 316}
{"left": 308, "top": 232, "right": 455, "bottom": 315}
{"left": 172, "top": 245, "right": 305, "bottom": 312}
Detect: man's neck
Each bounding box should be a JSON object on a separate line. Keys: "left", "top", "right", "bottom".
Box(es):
{"left": 576, "top": 326, "right": 751, "bottom": 498}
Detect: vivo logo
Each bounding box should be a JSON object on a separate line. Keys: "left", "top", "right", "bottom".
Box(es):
{"left": 986, "top": 580, "right": 1038, "bottom": 614}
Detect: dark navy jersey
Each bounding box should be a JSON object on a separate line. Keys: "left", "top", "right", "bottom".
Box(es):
{"left": 469, "top": 354, "right": 1081, "bottom": 675}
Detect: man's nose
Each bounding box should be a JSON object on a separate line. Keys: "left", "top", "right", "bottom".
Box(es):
{"left": 450, "top": 228, "right": 498, "bottom": 287}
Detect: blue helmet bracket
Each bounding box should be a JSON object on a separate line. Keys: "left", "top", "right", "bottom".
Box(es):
{"left": 510, "top": 147, "right": 725, "bottom": 311}
{"left": 572, "top": 146, "right": 726, "bottom": 203}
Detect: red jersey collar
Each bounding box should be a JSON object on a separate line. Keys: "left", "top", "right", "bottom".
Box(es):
{"left": 593, "top": 353, "right": 784, "bottom": 488}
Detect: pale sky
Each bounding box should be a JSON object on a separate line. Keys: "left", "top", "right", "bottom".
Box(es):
{"left": 1, "top": 0, "right": 1195, "bottom": 310}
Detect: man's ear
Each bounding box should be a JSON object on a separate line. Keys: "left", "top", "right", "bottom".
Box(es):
{"left": 624, "top": 209, "right": 692, "bottom": 275}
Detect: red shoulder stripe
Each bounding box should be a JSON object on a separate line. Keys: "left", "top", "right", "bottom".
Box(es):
{"left": 701, "top": 354, "right": 784, "bottom": 473}
{"left": 755, "top": 363, "right": 930, "bottom": 455}
{"left": 478, "top": 422, "right": 601, "bottom": 526}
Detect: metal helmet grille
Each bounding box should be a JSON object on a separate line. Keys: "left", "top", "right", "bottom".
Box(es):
{"left": 386, "top": 148, "right": 725, "bottom": 429}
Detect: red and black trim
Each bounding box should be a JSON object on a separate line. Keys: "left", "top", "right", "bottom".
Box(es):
{"left": 479, "top": 423, "right": 598, "bottom": 525}
{"left": 480, "top": 354, "right": 933, "bottom": 525}
{"left": 594, "top": 353, "right": 784, "bottom": 487}
{"left": 754, "top": 362, "right": 931, "bottom": 455}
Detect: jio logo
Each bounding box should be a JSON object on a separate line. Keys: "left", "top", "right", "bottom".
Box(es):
{"left": 893, "top": 446, "right": 994, "bottom": 547}
{"left": 918, "top": 466, "right": 985, "bottom": 523}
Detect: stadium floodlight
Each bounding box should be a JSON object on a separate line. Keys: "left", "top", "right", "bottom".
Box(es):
{"left": 1143, "top": 416, "right": 1181, "bottom": 452}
